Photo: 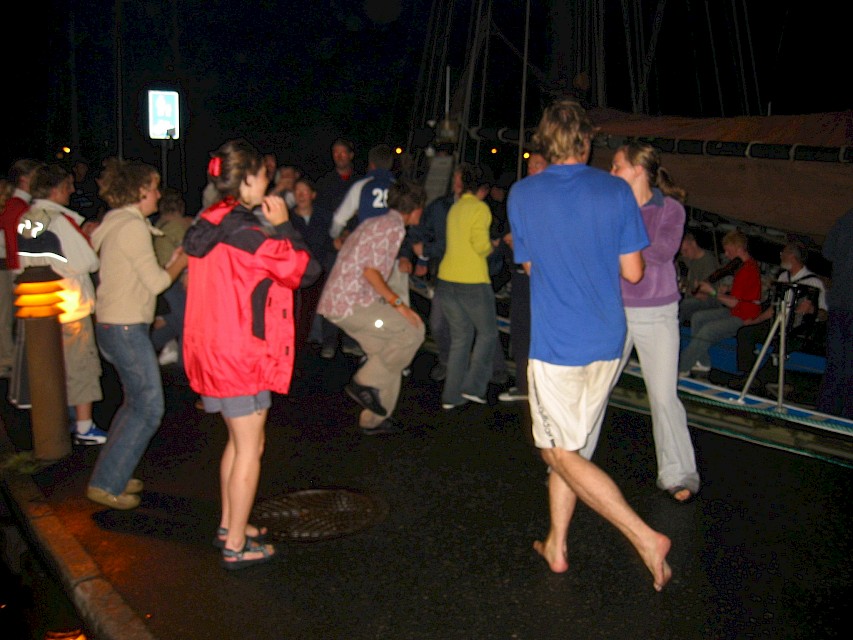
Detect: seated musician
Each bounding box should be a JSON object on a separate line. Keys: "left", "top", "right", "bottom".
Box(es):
{"left": 677, "top": 231, "right": 721, "bottom": 325}
{"left": 678, "top": 230, "right": 762, "bottom": 376}
{"left": 730, "top": 241, "right": 827, "bottom": 389}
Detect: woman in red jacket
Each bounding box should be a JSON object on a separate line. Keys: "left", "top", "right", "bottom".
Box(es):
{"left": 183, "top": 139, "right": 319, "bottom": 569}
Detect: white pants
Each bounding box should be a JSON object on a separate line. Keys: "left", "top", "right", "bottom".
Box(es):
{"left": 621, "top": 302, "right": 700, "bottom": 493}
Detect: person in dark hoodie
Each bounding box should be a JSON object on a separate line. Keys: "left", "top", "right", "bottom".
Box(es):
{"left": 183, "top": 139, "right": 320, "bottom": 570}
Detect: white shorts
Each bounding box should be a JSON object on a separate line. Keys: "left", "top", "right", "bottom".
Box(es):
{"left": 528, "top": 358, "right": 621, "bottom": 452}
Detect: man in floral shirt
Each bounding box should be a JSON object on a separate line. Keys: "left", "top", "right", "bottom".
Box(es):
{"left": 318, "top": 180, "right": 426, "bottom": 435}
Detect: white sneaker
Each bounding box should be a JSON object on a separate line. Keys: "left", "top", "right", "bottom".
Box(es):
{"left": 498, "top": 387, "right": 528, "bottom": 402}
{"left": 461, "top": 393, "right": 487, "bottom": 404}
{"left": 158, "top": 339, "right": 179, "bottom": 366}
{"left": 690, "top": 361, "right": 711, "bottom": 373}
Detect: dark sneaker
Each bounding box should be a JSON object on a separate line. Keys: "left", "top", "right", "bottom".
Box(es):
{"left": 345, "top": 381, "right": 388, "bottom": 416}
{"left": 341, "top": 343, "right": 365, "bottom": 357}
{"left": 360, "top": 418, "right": 403, "bottom": 435}
{"left": 429, "top": 363, "right": 447, "bottom": 382}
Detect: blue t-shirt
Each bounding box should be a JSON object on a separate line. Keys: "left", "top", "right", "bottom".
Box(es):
{"left": 507, "top": 163, "right": 649, "bottom": 366}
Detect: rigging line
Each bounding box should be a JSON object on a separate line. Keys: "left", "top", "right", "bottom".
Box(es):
{"left": 741, "top": 0, "right": 763, "bottom": 116}
{"left": 685, "top": 0, "right": 705, "bottom": 114}
{"left": 475, "top": 0, "right": 494, "bottom": 165}
{"left": 419, "top": 0, "right": 452, "bottom": 125}
{"left": 633, "top": 0, "right": 646, "bottom": 111}
{"left": 579, "top": 0, "right": 588, "bottom": 75}
{"left": 434, "top": 1, "right": 456, "bottom": 119}
{"left": 574, "top": 0, "right": 581, "bottom": 83}
{"left": 459, "top": 0, "right": 489, "bottom": 164}
{"left": 115, "top": 0, "right": 124, "bottom": 159}
{"left": 594, "top": 0, "right": 607, "bottom": 107}
{"left": 639, "top": 0, "right": 668, "bottom": 113}
{"left": 704, "top": 0, "right": 726, "bottom": 116}
{"left": 409, "top": 0, "right": 441, "bottom": 144}
{"left": 730, "top": 0, "right": 751, "bottom": 115}
{"left": 419, "top": 2, "right": 443, "bottom": 131}
{"left": 619, "top": 0, "right": 639, "bottom": 112}
{"left": 489, "top": 24, "right": 549, "bottom": 90}
{"left": 517, "top": 0, "right": 531, "bottom": 182}
{"left": 767, "top": 3, "right": 792, "bottom": 115}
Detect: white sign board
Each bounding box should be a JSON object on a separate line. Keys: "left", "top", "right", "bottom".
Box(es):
{"left": 147, "top": 90, "right": 180, "bottom": 140}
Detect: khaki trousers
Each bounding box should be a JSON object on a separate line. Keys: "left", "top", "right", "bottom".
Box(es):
{"left": 331, "top": 301, "right": 424, "bottom": 428}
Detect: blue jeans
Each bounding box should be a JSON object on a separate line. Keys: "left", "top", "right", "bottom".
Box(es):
{"left": 678, "top": 308, "right": 743, "bottom": 372}
{"left": 89, "top": 324, "right": 165, "bottom": 496}
{"left": 438, "top": 280, "right": 497, "bottom": 404}
{"left": 150, "top": 280, "right": 186, "bottom": 360}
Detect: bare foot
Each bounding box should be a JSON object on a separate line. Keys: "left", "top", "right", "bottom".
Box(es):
{"left": 533, "top": 537, "right": 569, "bottom": 573}
{"left": 672, "top": 488, "right": 692, "bottom": 502}
{"left": 643, "top": 533, "right": 673, "bottom": 592}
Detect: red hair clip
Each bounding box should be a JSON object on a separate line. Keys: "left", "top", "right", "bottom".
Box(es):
{"left": 208, "top": 156, "right": 222, "bottom": 178}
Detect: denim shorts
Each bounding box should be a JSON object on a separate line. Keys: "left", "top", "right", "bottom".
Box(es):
{"left": 201, "top": 391, "right": 271, "bottom": 418}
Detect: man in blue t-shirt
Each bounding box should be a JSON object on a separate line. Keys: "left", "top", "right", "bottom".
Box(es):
{"left": 507, "top": 99, "right": 672, "bottom": 592}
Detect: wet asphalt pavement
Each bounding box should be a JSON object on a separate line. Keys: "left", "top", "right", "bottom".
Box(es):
{"left": 1, "top": 346, "right": 851, "bottom": 640}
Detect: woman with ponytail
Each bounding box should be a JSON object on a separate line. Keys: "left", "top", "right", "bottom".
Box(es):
{"left": 608, "top": 141, "right": 700, "bottom": 503}
{"left": 183, "top": 139, "right": 320, "bottom": 569}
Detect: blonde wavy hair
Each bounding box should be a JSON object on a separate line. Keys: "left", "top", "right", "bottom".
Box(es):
{"left": 532, "top": 99, "right": 597, "bottom": 164}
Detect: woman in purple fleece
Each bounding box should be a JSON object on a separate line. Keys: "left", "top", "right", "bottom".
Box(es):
{"left": 610, "top": 141, "right": 701, "bottom": 503}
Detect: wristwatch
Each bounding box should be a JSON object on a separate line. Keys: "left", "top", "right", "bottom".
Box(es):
{"left": 391, "top": 297, "right": 403, "bottom": 307}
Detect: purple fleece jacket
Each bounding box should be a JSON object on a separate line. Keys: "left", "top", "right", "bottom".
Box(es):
{"left": 621, "top": 189, "right": 684, "bottom": 308}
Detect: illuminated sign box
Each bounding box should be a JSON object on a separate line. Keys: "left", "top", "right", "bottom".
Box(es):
{"left": 147, "top": 90, "right": 180, "bottom": 140}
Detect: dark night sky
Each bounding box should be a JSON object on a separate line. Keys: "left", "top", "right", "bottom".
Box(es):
{"left": 5, "top": 0, "right": 849, "bottom": 210}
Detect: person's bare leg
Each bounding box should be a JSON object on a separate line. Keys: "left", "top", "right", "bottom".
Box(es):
{"left": 221, "top": 410, "right": 274, "bottom": 561}
{"left": 219, "top": 430, "right": 266, "bottom": 542}
{"left": 219, "top": 436, "right": 235, "bottom": 532}
{"left": 75, "top": 402, "right": 93, "bottom": 421}
{"left": 544, "top": 447, "right": 673, "bottom": 591}
{"left": 533, "top": 467, "right": 577, "bottom": 573}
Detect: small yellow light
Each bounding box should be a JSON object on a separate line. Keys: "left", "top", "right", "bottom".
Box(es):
{"left": 523, "top": 151, "right": 530, "bottom": 159}
{"left": 395, "top": 147, "right": 403, "bottom": 155}
{"left": 491, "top": 147, "right": 498, "bottom": 154}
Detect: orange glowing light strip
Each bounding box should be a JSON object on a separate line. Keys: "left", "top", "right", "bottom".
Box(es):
{"left": 14, "top": 281, "right": 64, "bottom": 295}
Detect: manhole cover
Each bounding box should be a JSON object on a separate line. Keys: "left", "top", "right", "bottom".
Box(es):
{"left": 252, "top": 489, "right": 389, "bottom": 542}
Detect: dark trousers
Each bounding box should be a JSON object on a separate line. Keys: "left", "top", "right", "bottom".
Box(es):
{"left": 817, "top": 309, "right": 853, "bottom": 418}
{"left": 735, "top": 320, "right": 773, "bottom": 374}
{"left": 295, "top": 274, "right": 325, "bottom": 364}
{"left": 508, "top": 269, "right": 530, "bottom": 393}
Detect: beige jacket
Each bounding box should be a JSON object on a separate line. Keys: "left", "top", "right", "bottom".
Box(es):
{"left": 91, "top": 205, "right": 171, "bottom": 324}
